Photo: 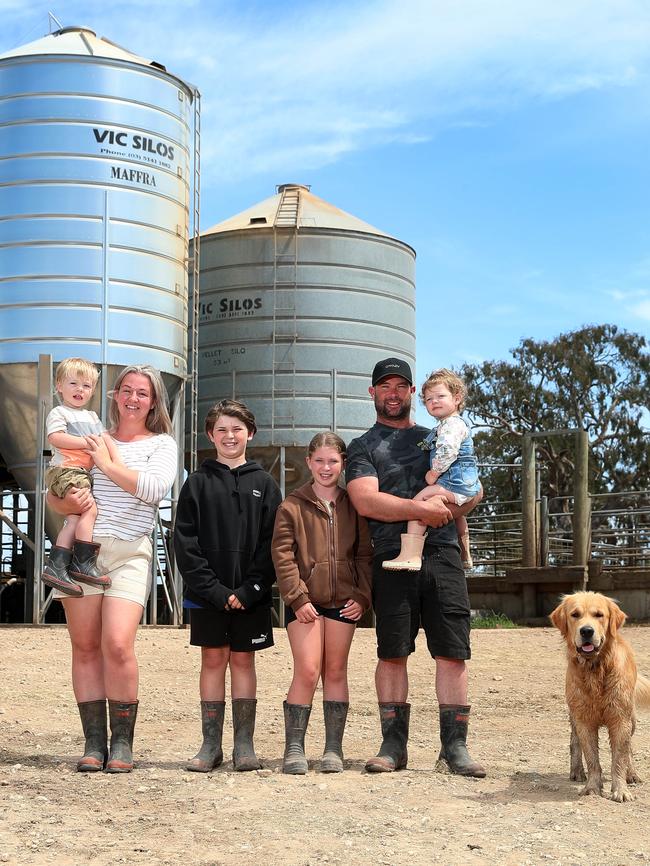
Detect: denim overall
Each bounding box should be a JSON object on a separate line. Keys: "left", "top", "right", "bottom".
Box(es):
{"left": 422, "top": 417, "right": 481, "bottom": 499}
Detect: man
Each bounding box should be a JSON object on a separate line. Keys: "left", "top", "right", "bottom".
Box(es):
{"left": 346, "top": 357, "right": 485, "bottom": 776}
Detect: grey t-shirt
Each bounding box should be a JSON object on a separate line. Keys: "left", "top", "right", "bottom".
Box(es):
{"left": 346, "top": 422, "right": 459, "bottom": 555}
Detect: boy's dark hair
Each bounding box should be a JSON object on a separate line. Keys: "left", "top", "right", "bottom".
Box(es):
{"left": 204, "top": 399, "right": 257, "bottom": 436}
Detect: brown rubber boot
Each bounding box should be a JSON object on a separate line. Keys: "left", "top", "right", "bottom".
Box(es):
{"left": 186, "top": 701, "right": 225, "bottom": 772}
{"left": 458, "top": 533, "right": 474, "bottom": 569}
{"left": 382, "top": 535, "right": 426, "bottom": 571}
{"left": 42, "top": 546, "right": 83, "bottom": 597}
{"left": 282, "top": 701, "right": 311, "bottom": 775}
{"left": 437, "top": 704, "right": 486, "bottom": 777}
{"left": 321, "top": 701, "right": 348, "bottom": 773}
{"left": 232, "top": 698, "right": 261, "bottom": 771}
{"left": 365, "top": 703, "right": 410, "bottom": 772}
{"left": 69, "top": 541, "right": 111, "bottom": 588}
{"left": 106, "top": 700, "right": 138, "bottom": 773}
{"left": 76, "top": 700, "right": 108, "bottom": 772}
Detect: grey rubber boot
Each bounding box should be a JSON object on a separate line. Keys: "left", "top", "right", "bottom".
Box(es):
{"left": 437, "top": 704, "right": 486, "bottom": 778}
{"left": 365, "top": 702, "right": 410, "bottom": 773}
{"left": 69, "top": 541, "right": 111, "bottom": 588}
{"left": 320, "top": 701, "right": 348, "bottom": 773}
{"left": 76, "top": 699, "right": 108, "bottom": 772}
{"left": 232, "top": 698, "right": 262, "bottom": 771}
{"left": 42, "top": 546, "right": 83, "bottom": 597}
{"left": 282, "top": 701, "right": 311, "bottom": 775}
{"left": 106, "top": 700, "right": 138, "bottom": 773}
{"left": 186, "top": 701, "right": 225, "bottom": 772}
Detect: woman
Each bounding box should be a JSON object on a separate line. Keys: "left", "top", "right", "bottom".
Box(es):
{"left": 272, "top": 432, "right": 372, "bottom": 774}
{"left": 47, "top": 364, "right": 178, "bottom": 773}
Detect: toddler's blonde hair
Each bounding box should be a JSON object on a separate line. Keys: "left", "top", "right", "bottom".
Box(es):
{"left": 55, "top": 357, "right": 99, "bottom": 390}
{"left": 420, "top": 368, "right": 467, "bottom": 413}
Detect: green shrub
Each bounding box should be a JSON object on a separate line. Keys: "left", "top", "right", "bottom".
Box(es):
{"left": 470, "top": 610, "right": 517, "bottom": 629}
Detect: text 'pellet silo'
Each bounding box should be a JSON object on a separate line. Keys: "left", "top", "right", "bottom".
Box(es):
{"left": 193, "top": 183, "right": 415, "bottom": 487}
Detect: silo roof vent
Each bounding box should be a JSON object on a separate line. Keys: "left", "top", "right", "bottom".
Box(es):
{"left": 54, "top": 26, "right": 97, "bottom": 37}
{"left": 276, "top": 183, "right": 311, "bottom": 194}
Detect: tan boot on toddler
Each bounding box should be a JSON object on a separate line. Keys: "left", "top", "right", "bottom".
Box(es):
{"left": 382, "top": 534, "right": 425, "bottom": 571}
{"left": 458, "top": 532, "right": 473, "bottom": 569}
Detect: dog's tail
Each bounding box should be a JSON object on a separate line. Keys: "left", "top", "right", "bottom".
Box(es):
{"left": 636, "top": 674, "right": 650, "bottom": 709}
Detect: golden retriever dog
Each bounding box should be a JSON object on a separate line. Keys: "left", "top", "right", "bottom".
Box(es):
{"left": 550, "top": 591, "right": 650, "bottom": 802}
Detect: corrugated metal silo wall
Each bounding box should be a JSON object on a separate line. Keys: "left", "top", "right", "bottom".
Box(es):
{"left": 0, "top": 48, "right": 191, "bottom": 491}
{"left": 193, "top": 225, "right": 415, "bottom": 476}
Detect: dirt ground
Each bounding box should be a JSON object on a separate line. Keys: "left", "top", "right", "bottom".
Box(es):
{"left": 1, "top": 624, "right": 650, "bottom": 866}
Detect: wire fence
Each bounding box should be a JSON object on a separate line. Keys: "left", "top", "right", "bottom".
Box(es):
{"left": 2, "top": 486, "right": 649, "bottom": 619}
{"left": 467, "top": 489, "right": 649, "bottom": 576}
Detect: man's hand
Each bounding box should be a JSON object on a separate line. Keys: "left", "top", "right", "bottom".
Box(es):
{"left": 418, "top": 495, "right": 453, "bottom": 528}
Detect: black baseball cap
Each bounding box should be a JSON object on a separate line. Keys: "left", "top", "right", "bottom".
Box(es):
{"left": 371, "top": 357, "right": 413, "bottom": 386}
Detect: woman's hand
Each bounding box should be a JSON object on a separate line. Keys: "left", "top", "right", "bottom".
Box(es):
{"left": 84, "top": 433, "right": 138, "bottom": 496}
{"left": 101, "top": 432, "right": 123, "bottom": 462}
{"left": 84, "top": 433, "right": 113, "bottom": 473}
{"left": 341, "top": 599, "right": 363, "bottom": 621}
{"left": 295, "top": 603, "right": 319, "bottom": 623}
{"left": 46, "top": 486, "right": 94, "bottom": 515}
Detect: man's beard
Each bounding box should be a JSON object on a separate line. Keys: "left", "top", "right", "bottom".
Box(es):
{"left": 374, "top": 395, "right": 411, "bottom": 422}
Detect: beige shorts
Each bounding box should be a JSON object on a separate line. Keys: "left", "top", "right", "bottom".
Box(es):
{"left": 52, "top": 534, "right": 153, "bottom": 607}
{"left": 45, "top": 466, "right": 93, "bottom": 498}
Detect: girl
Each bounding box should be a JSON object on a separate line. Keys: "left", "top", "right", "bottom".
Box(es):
{"left": 272, "top": 432, "right": 372, "bottom": 774}
{"left": 382, "top": 368, "right": 481, "bottom": 572}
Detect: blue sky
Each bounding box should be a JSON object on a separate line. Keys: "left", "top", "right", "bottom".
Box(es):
{"left": 2, "top": 0, "right": 650, "bottom": 424}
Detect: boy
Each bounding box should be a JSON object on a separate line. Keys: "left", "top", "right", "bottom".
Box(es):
{"left": 174, "top": 399, "right": 282, "bottom": 772}
{"left": 42, "top": 358, "right": 111, "bottom": 596}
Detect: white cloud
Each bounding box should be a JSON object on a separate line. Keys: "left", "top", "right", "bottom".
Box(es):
{"left": 629, "top": 299, "right": 650, "bottom": 321}
{"left": 2, "top": 0, "right": 650, "bottom": 182}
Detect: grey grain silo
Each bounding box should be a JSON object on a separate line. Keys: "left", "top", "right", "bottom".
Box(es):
{"left": 195, "top": 184, "right": 415, "bottom": 488}
{"left": 0, "top": 26, "right": 198, "bottom": 494}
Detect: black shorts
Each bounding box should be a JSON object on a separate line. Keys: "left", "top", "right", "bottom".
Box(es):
{"left": 285, "top": 603, "right": 358, "bottom": 627}
{"left": 372, "top": 546, "right": 471, "bottom": 661}
{"left": 189, "top": 605, "right": 274, "bottom": 652}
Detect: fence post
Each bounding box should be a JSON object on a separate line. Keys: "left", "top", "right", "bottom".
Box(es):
{"left": 573, "top": 430, "right": 590, "bottom": 570}
{"left": 521, "top": 435, "right": 537, "bottom": 617}
{"left": 521, "top": 435, "right": 537, "bottom": 567}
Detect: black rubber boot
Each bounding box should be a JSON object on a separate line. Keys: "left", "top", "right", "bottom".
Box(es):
{"left": 77, "top": 700, "right": 108, "bottom": 772}
{"left": 282, "top": 701, "right": 311, "bottom": 775}
{"left": 106, "top": 700, "right": 138, "bottom": 773}
{"left": 437, "top": 704, "right": 486, "bottom": 778}
{"left": 232, "top": 698, "right": 261, "bottom": 771}
{"left": 69, "top": 541, "right": 111, "bottom": 588}
{"left": 42, "top": 546, "right": 83, "bottom": 597}
{"left": 321, "top": 701, "right": 348, "bottom": 773}
{"left": 186, "top": 701, "right": 225, "bottom": 772}
{"left": 365, "top": 702, "right": 410, "bottom": 773}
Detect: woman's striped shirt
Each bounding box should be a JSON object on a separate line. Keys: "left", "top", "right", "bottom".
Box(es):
{"left": 92, "top": 434, "right": 178, "bottom": 541}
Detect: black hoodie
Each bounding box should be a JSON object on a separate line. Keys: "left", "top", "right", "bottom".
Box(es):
{"left": 174, "top": 459, "right": 282, "bottom": 611}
